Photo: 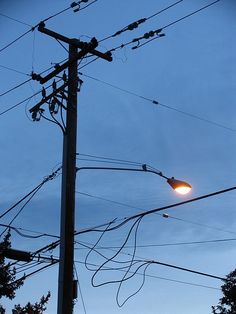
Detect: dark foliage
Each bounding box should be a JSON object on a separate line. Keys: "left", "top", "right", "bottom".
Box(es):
{"left": 212, "top": 268, "right": 236, "bottom": 314}
{"left": 0, "top": 232, "right": 50, "bottom": 313}
{"left": 0, "top": 232, "right": 24, "bottom": 302}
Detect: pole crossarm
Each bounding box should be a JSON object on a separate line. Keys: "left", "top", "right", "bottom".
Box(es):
{"left": 32, "top": 22, "right": 112, "bottom": 84}
{"left": 29, "top": 82, "right": 68, "bottom": 113}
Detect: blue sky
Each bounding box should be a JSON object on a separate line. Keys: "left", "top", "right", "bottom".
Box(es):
{"left": 0, "top": 0, "right": 236, "bottom": 313}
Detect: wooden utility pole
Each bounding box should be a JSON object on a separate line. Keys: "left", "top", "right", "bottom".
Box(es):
{"left": 57, "top": 43, "right": 78, "bottom": 314}
{"left": 29, "top": 22, "right": 112, "bottom": 314}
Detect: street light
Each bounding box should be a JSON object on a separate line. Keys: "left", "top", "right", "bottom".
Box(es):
{"left": 167, "top": 177, "right": 192, "bottom": 195}
{"left": 76, "top": 163, "right": 192, "bottom": 195}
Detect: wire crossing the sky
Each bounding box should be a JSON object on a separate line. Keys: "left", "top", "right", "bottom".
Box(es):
{"left": 78, "top": 72, "right": 236, "bottom": 133}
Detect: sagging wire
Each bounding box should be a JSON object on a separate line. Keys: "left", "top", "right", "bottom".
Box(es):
{"left": 78, "top": 72, "right": 236, "bottom": 133}
{"left": 74, "top": 260, "right": 220, "bottom": 291}
{"left": 132, "top": 0, "right": 222, "bottom": 50}
{"left": 99, "top": 0, "right": 184, "bottom": 42}
{"left": 83, "top": 215, "right": 150, "bottom": 306}
{"left": 0, "top": 223, "right": 59, "bottom": 239}
{"left": 76, "top": 152, "right": 143, "bottom": 167}
{"left": 0, "top": 166, "right": 61, "bottom": 238}
{"left": 75, "top": 182, "right": 236, "bottom": 237}
{"left": 0, "top": 0, "right": 99, "bottom": 54}
{"left": 0, "top": 77, "right": 63, "bottom": 117}
{"left": 73, "top": 263, "right": 87, "bottom": 314}
{"left": 78, "top": 213, "right": 225, "bottom": 306}
{"left": 105, "top": 0, "right": 221, "bottom": 52}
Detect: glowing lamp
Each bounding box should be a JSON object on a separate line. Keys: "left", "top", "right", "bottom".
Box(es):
{"left": 167, "top": 177, "right": 192, "bottom": 195}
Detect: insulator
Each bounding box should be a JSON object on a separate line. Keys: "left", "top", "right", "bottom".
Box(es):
{"left": 73, "top": 7, "right": 80, "bottom": 13}
{"left": 90, "top": 37, "right": 98, "bottom": 49}
{"left": 42, "top": 87, "right": 46, "bottom": 98}
{"left": 138, "top": 18, "right": 146, "bottom": 24}
{"left": 155, "top": 28, "right": 163, "bottom": 35}
{"left": 31, "top": 72, "right": 42, "bottom": 82}
{"left": 50, "top": 98, "right": 59, "bottom": 114}
{"left": 52, "top": 80, "right": 57, "bottom": 91}
{"left": 62, "top": 72, "right": 67, "bottom": 82}
{"left": 144, "top": 31, "right": 155, "bottom": 39}
{"left": 32, "top": 110, "right": 40, "bottom": 122}
{"left": 128, "top": 22, "right": 138, "bottom": 31}
{"left": 70, "top": 1, "right": 78, "bottom": 8}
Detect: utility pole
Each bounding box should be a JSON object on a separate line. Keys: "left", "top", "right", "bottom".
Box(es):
{"left": 57, "top": 43, "right": 78, "bottom": 314}
{"left": 29, "top": 22, "right": 112, "bottom": 314}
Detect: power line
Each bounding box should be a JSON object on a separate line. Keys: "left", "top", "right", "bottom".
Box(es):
{"left": 0, "top": 223, "right": 59, "bottom": 239}
{"left": 0, "top": 0, "right": 99, "bottom": 54}
{"left": 82, "top": 185, "right": 236, "bottom": 233}
{"left": 74, "top": 260, "right": 220, "bottom": 290}
{"left": 0, "top": 64, "right": 30, "bottom": 76}
{"left": 78, "top": 71, "right": 236, "bottom": 133}
{"left": 0, "top": 77, "right": 65, "bottom": 117}
{"left": 76, "top": 190, "right": 236, "bottom": 236}
{"left": 163, "top": 0, "right": 221, "bottom": 30}
{"left": 74, "top": 264, "right": 87, "bottom": 314}
{"left": 0, "top": 29, "right": 32, "bottom": 53}
{"left": 99, "top": 0, "right": 184, "bottom": 42}
{"left": 0, "top": 166, "right": 61, "bottom": 221}
{"left": 106, "top": 0, "right": 221, "bottom": 52}
{"left": 77, "top": 152, "right": 142, "bottom": 166}
{"left": 76, "top": 237, "right": 236, "bottom": 250}
{"left": 0, "top": 13, "right": 32, "bottom": 27}
{"left": 135, "top": 0, "right": 221, "bottom": 49}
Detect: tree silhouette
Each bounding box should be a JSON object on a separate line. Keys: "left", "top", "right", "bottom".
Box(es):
{"left": 212, "top": 268, "right": 236, "bottom": 314}
{"left": 0, "top": 232, "right": 50, "bottom": 313}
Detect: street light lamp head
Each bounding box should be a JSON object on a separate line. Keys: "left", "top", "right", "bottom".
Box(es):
{"left": 167, "top": 177, "right": 192, "bottom": 195}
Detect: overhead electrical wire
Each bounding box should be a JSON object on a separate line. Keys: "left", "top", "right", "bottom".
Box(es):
{"left": 0, "top": 166, "right": 61, "bottom": 238}
{"left": 76, "top": 185, "right": 236, "bottom": 234}
{"left": 79, "top": 241, "right": 225, "bottom": 281}
{"left": 0, "top": 76, "right": 65, "bottom": 117}
{"left": 77, "top": 152, "right": 143, "bottom": 166}
{"left": 0, "top": 13, "right": 32, "bottom": 27}
{"left": 0, "top": 0, "right": 99, "bottom": 54}
{"left": 0, "top": 56, "right": 68, "bottom": 98}
{"left": 0, "top": 185, "right": 44, "bottom": 238}
{"left": 74, "top": 259, "right": 220, "bottom": 291}
{"left": 75, "top": 237, "right": 236, "bottom": 250}
{"left": 107, "top": 0, "right": 222, "bottom": 51}
{"left": 0, "top": 223, "right": 59, "bottom": 239}
{"left": 81, "top": 218, "right": 224, "bottom": 306}
{"left": 29, "top": 253, "right": 221, "bottom": 291}
{"left": 0, "top": 64, "right": 31, "bottom": 76}
{"left": 99, "top": 0, "right": 184, "bottom": 42}
{"left": 74, "top": 264, "right": 87, "bottom": 314}
{"left": 76, "top": 189, "right": 236, "bottom": 236}
{"left": 78, "top": 71, "right": 236, "bottom": 133}
{"left": 20, "top": 182, "right": 236, "bottom": 263}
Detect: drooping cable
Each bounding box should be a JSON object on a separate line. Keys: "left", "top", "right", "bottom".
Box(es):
{"left": 0, "top": 13, "right": 32, "bottom": 27}
{"left": 99, "top": 0, "right": 184, "bottom": 42}
{"left": 134, "top": 0, "right": 221, "bottom": 49}
{"left": 78, "top": 71, "right": 236, "bottom": 133}
{"left": 76, "top": 190, "right": 236, "bottom": 236}
{"left": 0, "top": 166, "right": 61, "bottom": 239}
{"left": 0, "top": 0, "right": 99, "bottom": 54}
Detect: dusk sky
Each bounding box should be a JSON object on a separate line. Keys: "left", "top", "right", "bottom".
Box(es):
{"left": 0, "top": 0, "right": 236, "bottom": 313}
